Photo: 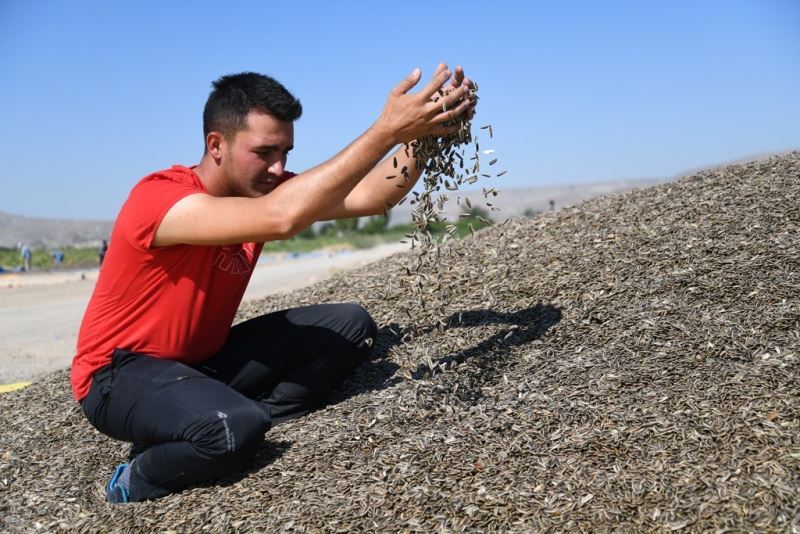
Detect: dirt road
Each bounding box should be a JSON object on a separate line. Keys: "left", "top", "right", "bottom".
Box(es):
{"left": 0, "top": 243, "right": 407, "bottom": 384}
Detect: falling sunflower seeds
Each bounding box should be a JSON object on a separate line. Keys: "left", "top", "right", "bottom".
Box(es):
{"left": 394, "top": 89, "right": 505, "bottom": 333}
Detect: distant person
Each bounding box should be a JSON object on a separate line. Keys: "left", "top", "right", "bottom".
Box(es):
{"left": 20, "top": 243, "right": 32, "bottom": 272}
{"left": 50, "top": 249, "right": 65, "bottom": 266}
{"left": 549, "top": 199, "right": 555, "bottom": 211}
{"left": 71, "top": 67, "right": 477, "bottom": 503}
{"left": 98, "top": 240, "right": 108, "bottom": 266}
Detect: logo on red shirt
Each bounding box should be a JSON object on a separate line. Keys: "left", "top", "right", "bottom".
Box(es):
{"left": 213, "top": 243, "right": 256, "bottom": 275}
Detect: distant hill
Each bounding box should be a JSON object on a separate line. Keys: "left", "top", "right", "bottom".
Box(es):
{"left": 386, "top": 178, "right": 669, "bottom": 224}
{"left": 0, "top": 212, "right": 113, "bottom": 249}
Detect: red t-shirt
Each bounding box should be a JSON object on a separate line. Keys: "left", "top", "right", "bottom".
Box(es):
{"left": 70, "top": 165, "right": 295, "bottom": 401}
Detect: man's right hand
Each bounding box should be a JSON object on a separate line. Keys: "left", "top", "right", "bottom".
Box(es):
{"left": 374, "top": 63, "right": 473, "bottom": 144}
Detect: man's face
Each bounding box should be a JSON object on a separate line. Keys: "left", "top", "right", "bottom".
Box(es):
{"left": 220, "top": 111, "right": 294, "bottom": 197}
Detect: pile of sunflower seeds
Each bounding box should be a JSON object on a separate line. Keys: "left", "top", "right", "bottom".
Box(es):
{"left": 1, "top": 152, "right": 798, "bottom": 532}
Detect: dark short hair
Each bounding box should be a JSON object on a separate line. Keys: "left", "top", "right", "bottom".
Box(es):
{"left": 203, "top": 72, "right": 302, "bottom": 141}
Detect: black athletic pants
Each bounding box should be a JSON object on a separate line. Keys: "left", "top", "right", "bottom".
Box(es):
{"left": 80, "top": 303, "right": 377, "bottom": 502}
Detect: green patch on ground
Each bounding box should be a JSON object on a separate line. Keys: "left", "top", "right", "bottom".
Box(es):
{"left": 0, "top": 213, "right": 492, "bottom": 270}
{"left": 0, "top": 246, "right": 101, "bottom": 271}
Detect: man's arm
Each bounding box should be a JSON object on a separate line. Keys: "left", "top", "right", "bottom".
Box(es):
{"left": 316, "top": 65, "right": 477, "bottom": 221}
{"left": 314, "top": 143, "right": 423, "bottom": 220}
{"left": 153, "top": 66, "right": 472, "bottom": 247}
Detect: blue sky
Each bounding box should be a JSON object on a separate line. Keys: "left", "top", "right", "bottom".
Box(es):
{"left": 1, "top": 0, "right": 798, "bottom": 219}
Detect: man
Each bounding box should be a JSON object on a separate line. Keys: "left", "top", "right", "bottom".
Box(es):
{"left": 50, "top": 249, "right": 65, "bottom": 265}
{"left": 20, "top": 242, "right": 32, "bottom": 272}
{"left": 72, "top": 64, "right": 476, "bottom": 503}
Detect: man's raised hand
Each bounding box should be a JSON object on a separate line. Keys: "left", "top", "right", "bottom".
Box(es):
{"left": 376, "top": 63, "right": 473, "bottom": 144}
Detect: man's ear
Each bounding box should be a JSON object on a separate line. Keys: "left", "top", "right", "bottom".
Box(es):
{"left": 206, "top": 132, "right": 223, "bottom": 163}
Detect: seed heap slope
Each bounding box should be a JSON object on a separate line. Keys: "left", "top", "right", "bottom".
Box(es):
{"left": 1, "top": 152, "right": 798, "bottom": 532}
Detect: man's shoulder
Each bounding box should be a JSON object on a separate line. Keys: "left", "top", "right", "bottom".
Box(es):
{"left": 114, "top": 165, "right": 207, "bottom": 248}
{"left": 134, "top": 165, "right": 204, "bottom": 191}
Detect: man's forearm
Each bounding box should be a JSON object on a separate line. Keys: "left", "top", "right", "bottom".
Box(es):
{"left": 367, "top": 143, "right": 424, "bottom": 209}
{"left": 313, "top": 142, "right": 426, "bottom": 221}
{"left": 262, "top": 123, "right": 398, "bottom": 233}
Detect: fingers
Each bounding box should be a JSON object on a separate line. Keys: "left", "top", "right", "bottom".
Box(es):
{"left": 465, "top": 105, "right": 476, "bottom": 120}
{"left": 420, "top": 65, "right": 452, "bottom": 99}
{"left": 430, "top": 96, "right": 473, "bottom": 124}
{"left": 462, "top": 75, "right": 476, "bottom": 91}
{"left": 450, "top": 65, "right": 465, "bottom": 88}
{"left": 391, "top": 68, "right": 422, "bottom": 96}
{"left": 426, "top": 84, "right": 469, "bottom": 114}
{"left": 460, "top": 73, "right": 478, "bottom": 117}
{"left": 451, "top": 66, "right": 478, "bottom": 92}
{"left": 464, "top": 82, "right": 478, "bottom": 115}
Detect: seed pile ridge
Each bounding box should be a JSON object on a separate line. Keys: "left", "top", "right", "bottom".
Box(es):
{"left": 1, "top": 152, "right": 798, "bottom": 532}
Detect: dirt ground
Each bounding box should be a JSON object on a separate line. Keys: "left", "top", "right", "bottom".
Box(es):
{"left": 0, "top": 243, "right": 407, "bottom": 384}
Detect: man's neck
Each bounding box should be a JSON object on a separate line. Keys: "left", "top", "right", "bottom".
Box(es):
{"left": 193, "top": 155, "right": 230, "bottom": 197}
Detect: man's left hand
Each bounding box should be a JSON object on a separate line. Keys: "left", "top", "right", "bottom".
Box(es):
{"left": 436, "top": 64, "right": 478, "bottom": 121}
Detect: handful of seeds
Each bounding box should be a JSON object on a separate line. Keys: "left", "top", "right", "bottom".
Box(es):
{"left": 392, "top": 88, "right": 505, "bottom": 335}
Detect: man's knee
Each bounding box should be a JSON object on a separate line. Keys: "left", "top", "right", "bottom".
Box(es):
{"left": 186, "top": 402, "right": 268, "bottom": 461}
{"left": 340, "top": 303, "right": 377, "bottom": 351}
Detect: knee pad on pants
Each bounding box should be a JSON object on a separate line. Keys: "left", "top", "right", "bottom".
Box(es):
{"left": 341, "top": 303, "right": 378, "bottom": 353}
{"left": 184, "top": 403, "right": 268, "bottom": 461}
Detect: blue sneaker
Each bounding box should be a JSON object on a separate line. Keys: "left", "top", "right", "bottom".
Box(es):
{"left": 106, "top": 463, "right": 130, "bottom": 504}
